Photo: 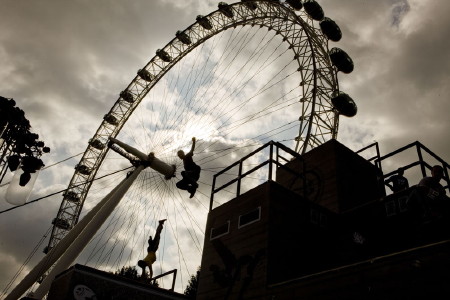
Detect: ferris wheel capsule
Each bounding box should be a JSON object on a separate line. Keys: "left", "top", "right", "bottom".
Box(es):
{"left": 137, "top": 69, "right": 153, "bottom": 82}
{"left": 103, "top": 113, "right": 118, "bottom": 125}
{"left": 120, "top": 90, "right": 134, "bottom": 103}
{"left": 241, "top": 0, "right": 258, "bottom": 10}
{"left": 286, "top": 0, "right": 303, "bottom": 10}
{"left": 303, "top": 0, "right": 325, "bottom": 21}
{"left": 196, "top": 15, "right": 213, "bottom": 30}
{"left": 320, "top": 17, "right": 342, "bottom": 42}
{"left": 156, "top": 49, "right": 172, "bottom": 62}
{"left": 63, "top": 190, "right": 80, "bottom": 203}
{"left": 89, "top": 138, "right": 106, "bottom": 150}
{"left": 329, "top": 47, "right": 354, "bottom": 74}
{"left": 331, "top": 92, "right": 357, "bottom": 117}
{"left": 218, "top": 2, "right": 234, "bottom": 18}
{"left": 75, "top": 164, "right": 92, "bottom": 176}
{"left": 176, "top": 30, "right": 192, "bottom": 45}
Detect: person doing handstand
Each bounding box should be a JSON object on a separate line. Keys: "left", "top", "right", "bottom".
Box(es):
{"left": 138, "top": 219, "right": 166, "bottom": 279}
{"left": 176, "top": 137, "right": 201, "bottom": 198}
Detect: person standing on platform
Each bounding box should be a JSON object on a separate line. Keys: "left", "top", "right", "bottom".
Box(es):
{"left": 385, "top": 168, "right": 409, "bottom": 193}
{"left": 418, "top": 165, "right": 446, "bottom": 201}
{"left": 409, "top": 165, "right": 449, "bottom": 222}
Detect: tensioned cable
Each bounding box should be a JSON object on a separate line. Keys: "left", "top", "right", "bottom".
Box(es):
{"left": 82, "top": 173, "right": 139, "bottom": 267}
{"left": 83, "top": 169, "right": 185, "bottom": 276}
{"left": 101, "top": 184, "right": 144, "bottom": 271}
{"left": 154, "top": 46, "right": 298, "bottom": 159}
{"left": 141, "top": 25, "right": 294, "bottom": 157}
{"left": 0, "top": 166, "right": 132, "bottom": 215}
{"left": 85, "top": 171, "right": 159, "bottom": 269}
{"left": 165, "top": 26, "right": 257, "bottom": 145}
{"left": 174, "top": 31, "right": 290, "bottom": 151}
{"left": 181, "top": 27, "right": 276, "bottom": 137}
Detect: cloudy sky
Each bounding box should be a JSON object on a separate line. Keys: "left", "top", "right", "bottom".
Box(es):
{"left": 1, "top": 0, "right": 449, "bottom": 297}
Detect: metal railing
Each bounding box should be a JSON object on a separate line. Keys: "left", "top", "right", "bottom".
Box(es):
{"left": 356, "top": 141, "right": 382, "bottom": 172}
{"left": 150, "top": 269, "right": 177, "bottom": 291}
{"left": 357, "top": 141, "right": 450, "bottom": 193}
{"left": 210, "top": 141, "right": 306, "bottom": 211}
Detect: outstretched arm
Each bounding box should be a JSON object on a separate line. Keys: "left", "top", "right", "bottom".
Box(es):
{"left": 188, "top": 137, "right": 196, "bottom": 156}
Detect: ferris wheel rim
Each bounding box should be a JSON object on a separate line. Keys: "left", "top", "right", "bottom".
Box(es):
{"left": 46, "top": 0, "right": 339, "bottom": 276}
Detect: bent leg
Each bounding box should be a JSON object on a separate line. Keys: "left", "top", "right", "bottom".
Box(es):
{"left": 138, "top": 260, "right": 147, "bottom": 277}
{"left": 176, "top": 179, "right": 189, "bottom": 190}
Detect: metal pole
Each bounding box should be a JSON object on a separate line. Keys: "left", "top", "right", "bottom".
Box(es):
{"left": 268, "top": 142, "right": 273, "bottom": 181}
{"left": 237, "top": 160, "right": 242, "bottom": 197}
{"left": 31, "top": 165, "right": 145, "bottom": 299}
{"left": 375, "top": 142, "right": 383, "bottom": 174}
{"left": 417, "top": 143, "right": 426, "bottom": 177}
{"left": 4, "top": 169, "right": 137, "bottom": 300}
{"left": 210, "top": 175, "right": 216, "bottom": 211}
{"left": 109, "top": 137, "right": 175, "bottom": 179}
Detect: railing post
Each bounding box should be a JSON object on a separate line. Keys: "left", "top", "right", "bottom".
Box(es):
{"left": 417, "top": 143, "right": 427, "bottom": 177}
{"left": 171, "top": 269, "right": 177, "bottom": 291}
{"left": 269, "top": 142, "right": 273, "bottom": 181}
{"left": 210, "top": 176, "right": 216, "bottom": 211}
{"left": 276, "top": 144, "right": 280, "bottom": 167}
{"left": 237, "top": 159, "right": 242, "bottom": 197}
{"left": 375, "top": 142, "right": 383, "bottom": 174}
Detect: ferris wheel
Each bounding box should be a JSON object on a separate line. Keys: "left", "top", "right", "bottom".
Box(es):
{"left": 8, "top": 0, "right": 357, "bottom": 297}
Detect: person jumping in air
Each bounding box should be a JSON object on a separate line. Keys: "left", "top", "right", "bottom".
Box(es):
{"left": 176, "top": 137, "right": 201, "bottom": 198}
{"left": 138, "top": 219, "right": 166, "bottom": 279}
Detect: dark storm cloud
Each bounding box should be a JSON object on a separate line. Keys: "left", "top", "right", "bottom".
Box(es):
{"left": 391, "top": 0, "right": 410, "bottom": 27}
{"left": 0, "top": 0, "right": 213, "bottom": 122}
{"left": 321, "top": 0, "right": 450, "bottom": 164}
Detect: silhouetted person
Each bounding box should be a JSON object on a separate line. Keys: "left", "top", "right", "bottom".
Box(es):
{"left": 385, "top": 168, "right": 409, "bottom": 193}
{"left": 409, "top": 165, "right": 448, "bottom": 222}
{"left": 138, "top": 219, "right": 166, "bottom": 279}
{"left": 418, "top": 165, "right": 446, "bottom": 200}
{"left": 176, "top": 137, "right": 201, "bottom": 198}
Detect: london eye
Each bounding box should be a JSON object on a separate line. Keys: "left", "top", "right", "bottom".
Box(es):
{"left": 6, "top": 0, "right": 356, "bottom": 297}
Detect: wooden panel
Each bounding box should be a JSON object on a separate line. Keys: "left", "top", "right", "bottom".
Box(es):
{"left": 267, "top": 183, "right": 339, "bottom": 284}
{"left": 198, "top": 181, "right": 340, "bottom": 299}
{"left": 197, "top": 183, "right": 271, "bottom": 300}
{"left": 267, "top": 240, "right": 450, "bottom": 300}
{"left": 276, "top": 139, "right": 384, "bottom": 213}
